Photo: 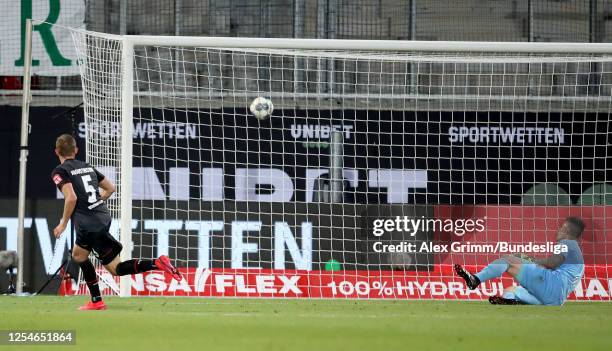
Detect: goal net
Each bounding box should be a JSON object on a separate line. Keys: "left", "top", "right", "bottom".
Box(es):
{"left": 69, "top": 28, "right": 612, "bottom": 301}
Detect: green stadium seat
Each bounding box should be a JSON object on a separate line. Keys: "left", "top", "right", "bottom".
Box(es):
{"left": 521, "top": 183, "right": 572, "bottom": 205}
{"left": 577, "top": 184, "right": 612, "bottom": 205}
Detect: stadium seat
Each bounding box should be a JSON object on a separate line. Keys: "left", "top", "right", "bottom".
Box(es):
{"left": 577, "top": 184, "right": 612, "bottom": 205}
{"left": 521, "top": 183, "right": 573, "bottom": 205}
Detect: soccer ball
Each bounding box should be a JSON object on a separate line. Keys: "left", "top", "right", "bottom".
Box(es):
{"left": 249, "top": 97, "right": 274, "bottom": 120}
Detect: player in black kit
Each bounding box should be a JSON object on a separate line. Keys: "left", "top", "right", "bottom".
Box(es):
{"left": 51, "top": 134, "right": 182, "bottom": 310}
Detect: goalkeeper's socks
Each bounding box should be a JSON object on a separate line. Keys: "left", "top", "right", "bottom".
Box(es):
{"left": 115, "top": 259, "right": 157, "bottom": 276}
{"left": 78, "top": 260, "right": 102, "bottom": 303}
{"left": 474, "top": 258, "right": 509, "bottom": 283}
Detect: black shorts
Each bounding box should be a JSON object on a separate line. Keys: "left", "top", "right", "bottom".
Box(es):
{"left": 75, "top": 224, "right": 123, "bottom": 265}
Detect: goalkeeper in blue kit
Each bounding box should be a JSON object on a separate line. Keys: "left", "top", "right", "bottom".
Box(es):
{"left": 455, "top": 217, "right": 585, "bottom": 305}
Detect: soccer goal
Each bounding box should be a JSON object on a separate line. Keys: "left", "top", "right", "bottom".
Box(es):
{"left": 67, "top": 27, "right": 611, "bottom": 300}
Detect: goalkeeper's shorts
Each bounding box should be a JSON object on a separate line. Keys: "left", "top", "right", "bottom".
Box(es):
{"left": 517, "top": 263, "right": 564, "bottom": 306}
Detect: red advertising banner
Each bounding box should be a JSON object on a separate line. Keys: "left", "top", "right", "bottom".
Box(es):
{"left": 61, "top": 265, "right": 612, "bottom": 301}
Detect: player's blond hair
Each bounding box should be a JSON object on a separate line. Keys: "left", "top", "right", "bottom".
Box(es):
{"left": 55, "top": 134, "right": 77, "bottom": 157}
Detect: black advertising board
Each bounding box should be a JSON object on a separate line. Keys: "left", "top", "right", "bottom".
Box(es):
{"left": 0, "top": 105, "right": 609, "bottom": 204}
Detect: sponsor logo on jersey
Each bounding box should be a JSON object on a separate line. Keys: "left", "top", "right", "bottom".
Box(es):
{"left": 87, "top": 200, "right": 104, "bottom": 210}
{"left": 53, "top": 174, "right": 63, "bottom": 185}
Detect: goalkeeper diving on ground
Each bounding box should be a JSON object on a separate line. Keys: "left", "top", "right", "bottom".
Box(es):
{"left": 51, "top": 134, "right": 183, "bottom": 310}
{"left": 455, "top": 217, "right": 585, "bottom": 306}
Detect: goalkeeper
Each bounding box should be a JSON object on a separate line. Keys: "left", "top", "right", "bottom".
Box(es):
{"left": 51, "top": 134, "right": 183, "bottom": 310}
{"left": 454, "top": 217, "right": 585, "bottom": 306}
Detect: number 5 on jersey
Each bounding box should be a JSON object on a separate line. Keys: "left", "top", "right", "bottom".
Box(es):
{"left": 80, "top": 175, "right": 97, "bottom": 203}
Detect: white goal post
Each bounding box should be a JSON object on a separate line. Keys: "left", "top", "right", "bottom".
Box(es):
{"left": 66, "top": 27, "right": 611, "bottom": 300}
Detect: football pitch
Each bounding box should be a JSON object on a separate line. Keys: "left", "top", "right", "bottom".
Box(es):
{"left": 1, "top": 296, "right": 611, "bottom": 351}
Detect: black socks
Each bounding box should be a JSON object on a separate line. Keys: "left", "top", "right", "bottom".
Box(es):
{"left": 79, "top": 259, "right": 158, "bottom": 301}
{"left": 115, "top": 259, "right": 157, "bottom": 276}
{"left": 78, "top": 260, "right": 101, "bottom": 302}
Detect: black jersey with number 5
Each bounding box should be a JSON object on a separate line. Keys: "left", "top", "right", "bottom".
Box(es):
{"left": 51, "top": 159, "right": 111, "bottom": 232}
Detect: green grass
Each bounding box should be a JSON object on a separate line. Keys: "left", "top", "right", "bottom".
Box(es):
{"left": 1, "top": 296, "right": 611, "bottom": 351}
